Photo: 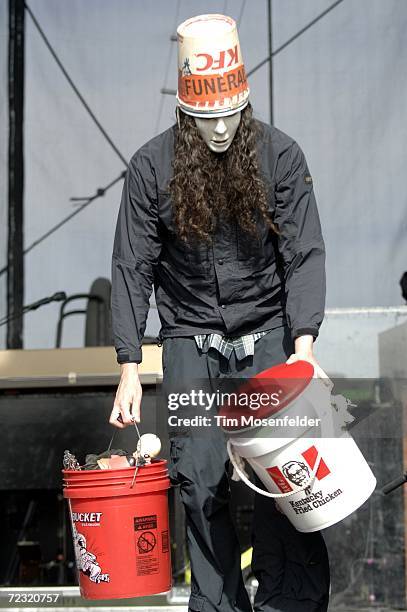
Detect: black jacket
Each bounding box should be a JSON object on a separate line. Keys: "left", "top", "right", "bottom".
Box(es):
{"left": 111, "top": 120, "right": 326, "bottom": 364}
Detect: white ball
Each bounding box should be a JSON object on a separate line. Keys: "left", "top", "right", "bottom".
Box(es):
{"left": 137, "top": 433, "right": 161, "bottom": 458}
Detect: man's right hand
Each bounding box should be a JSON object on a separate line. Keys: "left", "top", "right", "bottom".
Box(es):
{"left": 109, "top": 363, "right": 143, "bottom": 428}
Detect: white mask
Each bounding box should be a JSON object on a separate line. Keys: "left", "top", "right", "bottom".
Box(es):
{"left": 194, "top": 111, "right": 242, "bottom": 153}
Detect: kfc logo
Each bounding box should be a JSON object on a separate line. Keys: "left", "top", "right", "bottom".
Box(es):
{"left": 266, "top": 445, "right": 331, "bottom": 493}
{"left": 195, "top": 45, "right": 239, "bottom": 71}
{"left": 282, "top": 460, "right": 310, "bottom": 487}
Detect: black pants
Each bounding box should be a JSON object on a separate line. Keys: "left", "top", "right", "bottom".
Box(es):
{"left": 162, "top": 326, "right": 330, "bottom": 612}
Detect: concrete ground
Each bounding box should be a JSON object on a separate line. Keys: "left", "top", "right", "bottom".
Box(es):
{"left": 0, "top": 587, "right": 404, "bottom": 611}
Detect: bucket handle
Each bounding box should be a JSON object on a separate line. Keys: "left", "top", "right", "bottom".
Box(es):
{"left": 226, "top": 439, "right": 322, "bottom": 499}
{"left": 108, "top": 418, "right": 143, "bottom": 489}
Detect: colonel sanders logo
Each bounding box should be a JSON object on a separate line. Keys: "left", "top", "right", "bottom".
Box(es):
{"left": 282, "top": 460, "right": 310, "bottom": 487}
{"left": 72, "top": 526, "right": 110, "bottom": 584}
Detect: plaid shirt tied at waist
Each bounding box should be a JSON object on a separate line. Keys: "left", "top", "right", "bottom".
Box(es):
{"left": 194, "top": 330, "right": 270, "bottom": 361}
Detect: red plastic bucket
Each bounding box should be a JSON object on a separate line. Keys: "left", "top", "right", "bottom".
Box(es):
{"left": 65, "top": 461, "right": 166, "bottom": 481}
{"left": 64, "top": 465, "right": 167, "bottom": 488}
{"left": 63, "top": 459, "right": 172, "bottom": 600}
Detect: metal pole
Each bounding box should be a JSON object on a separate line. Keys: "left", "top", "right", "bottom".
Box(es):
{"left": 267, "top": 0, "right": 274, "bottom": 125}
{"left": 7, "top": 0, "right": 25, "bottom": 349}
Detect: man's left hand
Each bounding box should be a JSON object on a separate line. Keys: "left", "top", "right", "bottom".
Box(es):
{"left": 286, "top": 334, "right": 333, "bottom": 389}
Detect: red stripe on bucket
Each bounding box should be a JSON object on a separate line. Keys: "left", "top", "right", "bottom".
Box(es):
{"left": 302, "top": 445, "right": 331, "bottom": 480}
{"left": 266, "top": 466, "right": 293, "bottom": 493}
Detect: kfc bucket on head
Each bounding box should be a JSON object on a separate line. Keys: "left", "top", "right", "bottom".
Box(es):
{"left": 176, "top": 14, "right": 250, "bottom": 117}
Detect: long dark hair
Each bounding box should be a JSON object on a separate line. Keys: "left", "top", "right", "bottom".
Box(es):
{"left": 169, "top": 102, "right": 278, "bottom": 245}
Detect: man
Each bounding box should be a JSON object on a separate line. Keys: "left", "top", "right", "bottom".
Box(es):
{"left": 110, "top": 13, "right": 330, "bottom": 612}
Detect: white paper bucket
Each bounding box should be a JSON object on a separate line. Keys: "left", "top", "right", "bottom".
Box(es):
{"left": 222, "top": 361, "right": 377, "bottom": 532}
{"left": 176, "top": 14, "right": 250, "bottom": 117}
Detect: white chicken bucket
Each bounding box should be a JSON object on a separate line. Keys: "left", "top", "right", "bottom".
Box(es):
{"left": 220, "top": 361, "right": 376, "bottom": 532}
